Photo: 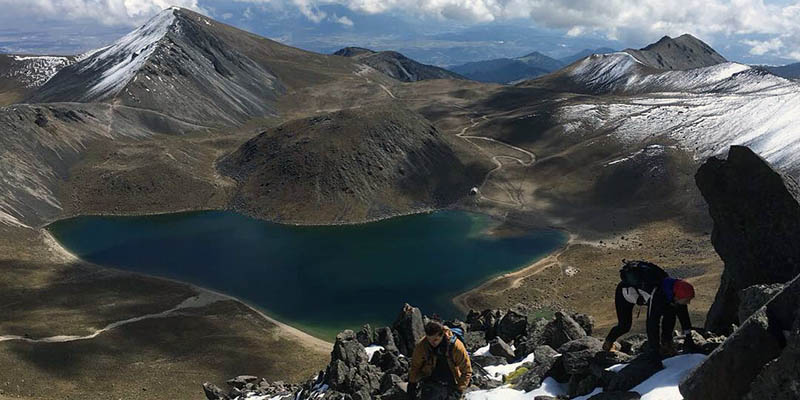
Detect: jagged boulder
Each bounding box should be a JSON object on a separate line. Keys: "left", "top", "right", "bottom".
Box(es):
{"left": 496, "top": 304, "right": 529, "bottom": 342}
{"left": 356, "top": 324, "right": 376, "bottom": 347}
{"left": 680, "top": 274, "right": 800, "bottom": 400}
{"left": 739, "top": 283, "right": 785, "bottom": 323}
{"left": 370, "top": 349, "right": 408, "bottom": 376}
{"left": 515, "top": 345, "right": 560, "bottom": 391}
{"left": 375, "top": 327, "right": 399, "bottom": 354}
{"left": 463, "top": 331, "right": 487, "bottom": 353}
{"left": 558, "top": 336, "right": 604, "bottom": 375}
{"left": 203, "top": 383, "right": 229, "bottom": 400}
{"left": 392, "top": 304, "right": 425, "bottom": 356}
{"left": 604, "top": 352, "right": 663, "bottom": 392}
{"left": 683, "top": 329, "right": 726, "bottom": 355}
{"left": 325, "top": 330, "right": 383, "bottom": 396}
{"left": 544, "top": 312, "right": 587, "bottom": 349}
{"left": 489, "top": 337, "right": 516, "bottom": 361}
{"left": 743, "top": 309, "right": 800, "bottom": 400}
{"left": 568, "top": 373, "right": 601, "bottom": 397}
{"left": 618, "top": 334, "right": 648, "bottom": 356}
{"left": 695, "top": 146, "right": 800, "bottom": 333}
{"left": 572, "top": 313, "right": 596, "bottom": 336}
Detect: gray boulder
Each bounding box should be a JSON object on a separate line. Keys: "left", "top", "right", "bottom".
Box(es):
{"left": 605, "top": 353, "right": 663, "bottom": 392}
{"left": 743, "top": 309, "right": 800, "bottom": 400}
{"left": 203, "top": 383, "right": 229, "bottom": 400}
{"left": 573, "top": 313, "right": 596, "bottom": 336}
{"left": 568, "top": 373, "right": 601, "bottom": 397}
{"left": 325, "top": 330, "right": 383, "bottom": 396}
{"left": 544, "top": 312, "right": 587, "bottom": 349}
{"left": 356, "top": 324, "right": 376, "bottom": 347}
{"left": 489, "top": 337, "right": 515, "bottom": 361}
{"left": 226, "top": 375, "right": 259, "bottom": 390}
{"left": 558, "top": 336, "right": 603, "bottom": 375}
{"left": 515, "top": 345, "right": 560, "bottom": 391}
{"left": 619, "top": 334, "right": 648, "bottom": 356}
{"left": 375, "top": 327, "right": 399, "bottom": 354}
{"left": 463, "top": 331, "right": 487, "bottom": 353}
{"left": 695, "top": 146, "right": 800, "bottom": 333}
{"left": 497, "top": 304, "right": 529, "bottom": 342}
{"left": 392, "top": 304, "right": 425, "bottom": 356}
{"left": 739, "top": 283, "right": 785, "bottom": 323}
{"left": 370, "top": 349, "right": 408, "bottom": 376}
{"left": 679, "top": 274, "right": 800, "bottom": 399}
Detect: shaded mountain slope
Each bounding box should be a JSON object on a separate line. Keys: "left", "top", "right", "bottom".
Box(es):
{"left": 219, "top": 105, "right": 490, "bottom": 224}
{"left": 449, "top": 51, "right": 563, "bottom": 84}
{"left": 334, "top": 47, "right": 464, "bottom": 82}
{"left": 764, "top": 62, "right": 800, "bottom": 80}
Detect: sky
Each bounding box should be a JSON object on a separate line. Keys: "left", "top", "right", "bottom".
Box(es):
{"left": 0, "top": 0, "right": 798, "bottom": 66}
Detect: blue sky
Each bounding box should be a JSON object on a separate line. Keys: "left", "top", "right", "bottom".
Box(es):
{"left": 0, "top": 0, "right": 798, "bottom": 66}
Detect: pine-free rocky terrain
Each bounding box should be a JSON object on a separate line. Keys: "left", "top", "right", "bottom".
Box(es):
{"left": 1, "top": 7, "right": 799, "bottom": 400}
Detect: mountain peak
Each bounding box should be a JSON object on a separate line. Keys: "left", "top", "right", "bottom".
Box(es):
{"left": 333, "top": 47, "right": 376, "bottom": 57}
{"left": 628, "top": 33, "right": 726, "bottom": 70}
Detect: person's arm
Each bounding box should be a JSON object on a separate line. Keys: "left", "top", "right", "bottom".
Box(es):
{"left": 408, "top": 340, "right": 425, "bottom": 384}
{"left": 677, "top": 304, "right": 692, "bottom": 333}
{"left": 453, "top": 340, "right": 472, "bottom": 393}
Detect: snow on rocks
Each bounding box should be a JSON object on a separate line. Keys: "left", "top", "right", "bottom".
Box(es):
{"left": 2, "top": 55, "right": 74, "bottom": 87}
{"left": 79, "top": 8, "right": 177, "bottom": 100}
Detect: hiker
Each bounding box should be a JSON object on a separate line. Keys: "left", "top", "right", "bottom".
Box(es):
{"left": 408, "top": 320, "right": 472, "bottom": 400}
{"left": 602, "top": 260, "right": 696, "bottom": 357}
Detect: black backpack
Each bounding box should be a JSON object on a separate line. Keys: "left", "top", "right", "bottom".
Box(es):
{"left": 619, "top": 260, "right": 668, "bottom": 291}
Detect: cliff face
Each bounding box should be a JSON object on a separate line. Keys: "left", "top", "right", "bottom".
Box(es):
{"left": 695, "top": 145, "right": 800, "bottom": 333}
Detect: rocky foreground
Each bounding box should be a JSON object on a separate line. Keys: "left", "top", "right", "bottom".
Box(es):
{"left": 203, "top": 146, "right": 800, "bottom": 400}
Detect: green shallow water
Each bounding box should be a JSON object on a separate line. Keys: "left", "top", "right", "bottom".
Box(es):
{"left": 48, "top": 210, "right": 567, "bottom": 340}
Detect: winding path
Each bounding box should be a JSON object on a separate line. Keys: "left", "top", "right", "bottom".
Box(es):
{"left": 455, "top": 115, "right": 536, "bottom": 207}
{"left": 0, "top": 292, "right": 224, "bottom": 344}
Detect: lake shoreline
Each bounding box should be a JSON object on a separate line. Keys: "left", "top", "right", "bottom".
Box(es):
{"left": 42, "top": 228, "right": 334, "bottom": 350}
{"left": 451, "top": 231, "right": 573, "bottom": 313}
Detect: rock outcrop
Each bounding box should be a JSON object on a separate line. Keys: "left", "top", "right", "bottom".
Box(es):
{"left": 695, "top": 145, "right": 800, "bottom": 333}
{"left": 679, "top": 274, "right": 800, "bottom": 400}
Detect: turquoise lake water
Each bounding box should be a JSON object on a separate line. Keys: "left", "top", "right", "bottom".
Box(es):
{"left": 48, "top": 210, "right": 566, "bottom": 339}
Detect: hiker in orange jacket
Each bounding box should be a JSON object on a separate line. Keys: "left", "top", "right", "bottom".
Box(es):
{"left": 408, "top": 320, "right": 472, "bottom": 399}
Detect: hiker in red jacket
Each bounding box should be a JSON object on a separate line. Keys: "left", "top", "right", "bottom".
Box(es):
{"left": 603, "top": 260, "right": 696, "bottom": 357}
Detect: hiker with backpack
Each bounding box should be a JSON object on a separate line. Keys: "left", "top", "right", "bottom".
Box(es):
{"left": 408, "top": 320, "right": 472, "bottom": 400}
{"left": 602, "top": 260, "right": 696, "bottom": 357}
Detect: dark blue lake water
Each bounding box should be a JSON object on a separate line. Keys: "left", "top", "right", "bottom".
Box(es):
{"left": 48, "top": 210, "right": 566, "bottom": 339}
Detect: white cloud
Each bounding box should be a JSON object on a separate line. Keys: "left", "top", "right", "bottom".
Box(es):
{"left": 0, "top": 0, "right": 203, "bottom": 26}
{"left": 232, "top": 0, "right": 800, "bottom": 61}
{"left": 332, "top": 14, "right": 354, "bottom": 26}
{"left": 742, "top": 37, "right": 784, "bottom": 56}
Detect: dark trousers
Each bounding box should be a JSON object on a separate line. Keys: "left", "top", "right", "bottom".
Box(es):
{"left": 420, "top": 381, "right": 461, "bottom": 400}
{"left": 605, "top": 282, "right": 675, "bottom": 347}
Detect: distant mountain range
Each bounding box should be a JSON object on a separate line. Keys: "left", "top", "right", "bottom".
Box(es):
{"left": 333, "top": 47, "right": 464, "bottom": 82}
{"left": 447, "top": 48, "right": 614, "bottom": 84}
{"left": 762, "top": 62, "right": 800, "bottom": 79}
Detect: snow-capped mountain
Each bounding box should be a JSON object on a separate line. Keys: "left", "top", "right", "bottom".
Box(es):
{"left": 28, "top": 7, "right": 287, "bottom": 126}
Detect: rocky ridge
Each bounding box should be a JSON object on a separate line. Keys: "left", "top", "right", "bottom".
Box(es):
{"left": 205, "top": 145, "right": 800, "bottom": 400}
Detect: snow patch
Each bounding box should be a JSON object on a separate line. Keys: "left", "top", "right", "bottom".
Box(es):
{"left": 468, "top": 353, "right": 706, "bottom": 400}
{"left": 3, "top": 55, "right": 73, "bottom": 87}
{"left": 365, "top": 345, "right": 384, "bottom": 362}
{"left": 483, "top": 353, "right": 535, "bottom": 381}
